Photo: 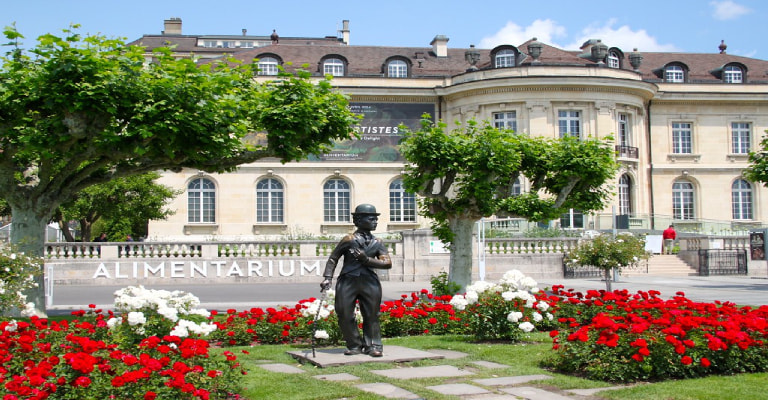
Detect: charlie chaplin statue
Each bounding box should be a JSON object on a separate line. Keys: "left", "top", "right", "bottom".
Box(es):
{"left": 320, "top": 204, "right": 392, "bottom": 357}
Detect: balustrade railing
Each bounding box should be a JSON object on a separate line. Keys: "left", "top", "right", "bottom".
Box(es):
{"left": 484, "top": 237, "right": 579, "bottom": 254}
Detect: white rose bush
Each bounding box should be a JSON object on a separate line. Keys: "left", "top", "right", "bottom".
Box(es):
{"left": 0, "top": 244, "right": 42, "bottom": 317}
{"left": 106, "top": 285, "right": 217, "bottom": 346}
{"left": 448, "top": 269, "right": 556, "bottom": 341}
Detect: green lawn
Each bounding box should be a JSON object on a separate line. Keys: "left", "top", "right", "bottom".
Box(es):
{"left": 224, "top": 333, "right": 768, "bottom": 400}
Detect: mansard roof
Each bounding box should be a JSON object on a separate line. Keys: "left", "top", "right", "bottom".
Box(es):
{"left": 129, "top": 30, "right": 768, "bottom": 83}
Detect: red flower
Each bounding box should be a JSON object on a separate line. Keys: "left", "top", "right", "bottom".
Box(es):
{"left": 144, "top": 392, "right": 158, "bottom": 400}
{"left": 680, "top": 356, "right": 693, "bottom": 365}
{"left": 72, "top": 376, "right": 91, "bottom": 387}
{"left": 701, "top": 357, "right": 711, "bottom": 367}
{"left": 428, "top": 318, "right": 438, "bottom": 325}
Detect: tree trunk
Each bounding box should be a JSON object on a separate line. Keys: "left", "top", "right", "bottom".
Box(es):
{"left": 9, "top": 206, "right": 49, "bottom": 317}
{"left": 448, "top": 217, "right": 476, "bottom": 292}
{"left": 604, "top": 268, "right": 612, "bottom": 292}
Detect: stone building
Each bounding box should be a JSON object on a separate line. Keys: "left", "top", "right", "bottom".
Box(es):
{"left": 130, "top": 18, "right": 768, "bottom": 240}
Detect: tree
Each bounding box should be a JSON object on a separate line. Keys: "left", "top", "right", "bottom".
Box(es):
{"left": 400, "top": 118, "right": 617, "bottom": 290}
{"left": 744, "top": 132, "right": 768, "bottom": 185}
{"left": 0, "top": 26, "right": 359, "bottom": 316}
{"left": 52, "top": 172, "right": 180, "bottom": 242}
{"left": 564, "top": 234, "right": 649, "bottom": 291}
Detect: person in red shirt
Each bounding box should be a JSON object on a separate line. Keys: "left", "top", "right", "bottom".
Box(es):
{"left": 662, "top": 224, "right": 676, "bottom": 254}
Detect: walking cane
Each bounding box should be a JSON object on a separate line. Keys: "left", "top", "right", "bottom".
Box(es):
{"left": 311, "top": 288, "right": 328, "bottom": 358}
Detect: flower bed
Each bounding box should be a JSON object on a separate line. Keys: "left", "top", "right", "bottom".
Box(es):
{"left": 3, "top": 269, "right": 768, "bottom": 399}
{"left": 543, "top": 285, "right": 768, "bottom": 382}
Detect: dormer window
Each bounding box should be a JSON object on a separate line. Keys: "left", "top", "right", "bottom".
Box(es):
{"left": 665, "top": 65, "right": 685, "bottom": 82}
{"left": 607, "top": 51, "right": 620, "bottom": 68}
{"left": 724, "top": 65, "right": 743, "bottom": 83}
{"left": 257, "top": 56, "right": 280, "bottom": 76}
{"left": 386, "top": 59, "right": 409, "bottom": 78}
{"left": 495, "top": 49, "right": 515, "bottom": 68}
{"left": 323, "top": 58, "right": 346, "bottom": 77}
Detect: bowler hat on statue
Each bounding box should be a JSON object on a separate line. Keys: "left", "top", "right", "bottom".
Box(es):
{"left": 352, "top": 203, "right": 380, "bottom": 216}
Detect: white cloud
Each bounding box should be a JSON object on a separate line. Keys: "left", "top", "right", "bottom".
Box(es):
{"left": 479, "top": 18, "right": 679, "bottom": 53}
{"left": 710, "top": 1, "right": 751, "bottom": 20}
{"left": 564, "top": 19, "right": 680, "bottom": 52}
{"left": 478, "top": 19, "right": 567, "bottom": 49}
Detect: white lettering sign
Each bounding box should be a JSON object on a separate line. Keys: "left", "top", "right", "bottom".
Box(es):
{"left": 91, "top": 259, "right": 325, "bottom": 279}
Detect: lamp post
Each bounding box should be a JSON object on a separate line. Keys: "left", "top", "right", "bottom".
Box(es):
{"left": 465, "top": 44, "right": 480, "bottom": 71}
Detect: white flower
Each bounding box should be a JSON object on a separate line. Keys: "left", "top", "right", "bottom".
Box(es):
{"left": 449, "top": 295, "right": 468, "bottom": 311}
{"left": 546, "top": 312, "right": 553, "bottom": 321}
{"left": 501, "top": 291, "right": 515, "bottom": 301}
{"left": 464, "top": 290, "right": 479, "bottom": 304}
{"left": 519, "top": 321, "right": 535, "bottom": 332}
{"left": 507, "top": 311, "right": 523, "bottom": 323}
{"left": 4, "top": 320, "right": 18, "bottom": 332}
{"left": 157, "top": 306, "right": 179, "bottom": 322}
{"left": 314, "top": 330, "right": 329, "bottom": 339}
{"left": 107, "top": 318, "right": 120, "bottom": 329}
{"left": 536, "top": 301, "right": 550, "bottom": 312}
{"left": 532, "top": 312, "right": 543, "bottom": 322}
{"left": 127, "top": 311, "right": 146, "bottom": 326}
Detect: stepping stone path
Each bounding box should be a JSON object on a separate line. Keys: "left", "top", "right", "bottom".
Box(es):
{"left": 255, "top": 346, "right": 625, "bottom": 399}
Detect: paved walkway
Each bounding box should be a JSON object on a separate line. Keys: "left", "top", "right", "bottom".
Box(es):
{"left": 259, "top": 345, "right": 624, "bottom": 399}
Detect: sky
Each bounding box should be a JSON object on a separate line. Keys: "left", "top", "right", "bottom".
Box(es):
{"left": 2, "top": 0, "right": 766, "bottom": 59}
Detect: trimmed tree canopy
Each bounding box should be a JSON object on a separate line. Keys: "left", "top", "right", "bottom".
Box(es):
{"left": 0, "top": 26, "right": 359, "bottom": 315}
{"left": 400, "top": 118, "right": 617, "bottom": 289}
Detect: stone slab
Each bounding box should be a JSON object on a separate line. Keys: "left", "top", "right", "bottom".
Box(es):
{"left": 566, "top": 386, "right": 626, "bottom": 396}
{"left": 426, "top": 383, "right": 490, "bottom": 396}
{"left": 288, "top": 345, "right": 445, "bottom": 368}
{"left": 313, "top": 372, "right": 359, "bottom": 381}
{"left": 501, "top": 386, "right": 575, "bottom": 400}
{"left": 425, "top": 349, "right": 468, "bottom": 359}
{"left": 471, "top": 360, "right": 509, "bottom": 369}
{"left": 355, "top": 383, "right": 421, "bottom": 399}
{"left": 371, "top": 364, "right": 474, "bottom": 379}
{"left": 257, "top": 363, "right": 305, "bottom": 374}
{"left": 472, "top": 374, "right": 552, "bottom": 386}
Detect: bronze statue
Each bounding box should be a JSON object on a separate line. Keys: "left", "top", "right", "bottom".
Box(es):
{"left": 320, "top": 204, "right": 392, "bottom": 357}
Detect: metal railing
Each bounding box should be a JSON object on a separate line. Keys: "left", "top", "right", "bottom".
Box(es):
{"left": 698, "top": 249, "right": 748, "bottom": 276}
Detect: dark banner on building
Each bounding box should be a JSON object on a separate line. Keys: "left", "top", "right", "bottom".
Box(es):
{"left": 750, "top": 231, "right": 766, "bottom": 260}
{"left": 308, "top": 102, "right": 434, "bottom": 162}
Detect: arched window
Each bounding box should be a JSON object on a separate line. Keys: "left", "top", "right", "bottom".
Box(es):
{"left": 323, "top": 58, "right": 345, "bottom": 77}
{"left": 389, "top": 179, "right": 416, "bottom": 222}
{"left": 618, "top": 174, "right": 632, "bottom": 215}
{"left": 323, "top": 179, "right": 351, "bottom": 222}
{"left": 387, "top": 59, "right": 408, "bottom": 78}
{"left": 494, "top": 49, "right": 515, "bottom": 68}
{"left": 188, "top": 178, "right": 216, "bottom": 223}
{"left": 607, "top": 51, "right": 620, "bottom": 68}
{"left": 665, "top": 65, "right": 684, "bottom": 82}
{"left": 256, "top": 178, "right": 284, "bottom": 223}
{"left": 732, "top": 179, "right": 753, "bottom": 220}
{"left": 724, "top": 65, "right": 743, "bottom": 83}
{"left": 672, "top": 180, "right": 695, "bottom": 220}
{"left": 257, "top": 56, "right": 279, "bottom": 76}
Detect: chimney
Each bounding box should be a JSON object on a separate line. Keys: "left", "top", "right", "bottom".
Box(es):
{"left": 341, "top": 20, "right": 350, "bottom": 45}
{"left": 163, "top": 17, "right": 182, "bottom": 35}
{"left": 242, "top": 28, "right": 247, "bottom": 36}
{"left": 431, "top": 35, "right": 449, "bottom": 57}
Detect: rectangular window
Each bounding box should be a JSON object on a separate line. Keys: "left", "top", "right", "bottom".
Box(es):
{"left": 559, "top": 209, "right": 583, "bottom": 228}
{"left": 672, "top": 122, "right": 692, "bottom": 154}
{"left": 731, "top": 122, "right": 751, "bottom": 154}
{"left": 558, "top": 110, "right": 580, "bottom": 138}
{"left": 221, "top": 41, "right": 236, "bottom": 48}
{"left": 618, "top": 113, "right": 630, "bottom": 147}
{"left": 493, "top": 111, "right": 517, "bottom": 132}
{"left": 203, "top": 40, "right": 217, "bottom": 48}
{"left": 240, "top": 41, "right": 254, "bottom": 48}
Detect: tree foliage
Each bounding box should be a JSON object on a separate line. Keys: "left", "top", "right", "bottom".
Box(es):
{"left": 53, "top": 172, "right": 180, "bottom": 242}
{"left": 0, "top": 26, "right": 359, "bottom": 315}
{"left": 399, "top": 118, "right": 617, "bottom": 289}
{"left": 564, "top": 234, "right": 649, "bottom": 291}
{"left": 745, "top": 131, "right": 768, "bottom": 185}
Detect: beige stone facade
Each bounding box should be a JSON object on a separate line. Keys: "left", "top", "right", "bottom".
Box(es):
{"left": 134, "top": 19, "right": 768, "bottom": 241}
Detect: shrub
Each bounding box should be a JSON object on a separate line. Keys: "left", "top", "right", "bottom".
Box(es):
{"left": 0, "top": 244, "right": 42, "bottom": 317}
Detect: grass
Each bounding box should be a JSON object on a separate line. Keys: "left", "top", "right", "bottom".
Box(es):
{"left": 219, "top": 333, "right": 768, "bottom": 400}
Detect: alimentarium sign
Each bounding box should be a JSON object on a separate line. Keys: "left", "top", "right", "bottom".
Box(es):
{"left": 308, "top": 102, "right": 434, "bottom": 162}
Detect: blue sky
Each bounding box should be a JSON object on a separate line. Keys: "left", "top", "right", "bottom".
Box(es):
{"left": 3, "top": 0, "right": 765, "bottom": 58}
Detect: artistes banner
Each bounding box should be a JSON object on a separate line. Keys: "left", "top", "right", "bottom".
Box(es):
{"left": 309, "top": 102, "right": 434, "bottom": 162}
